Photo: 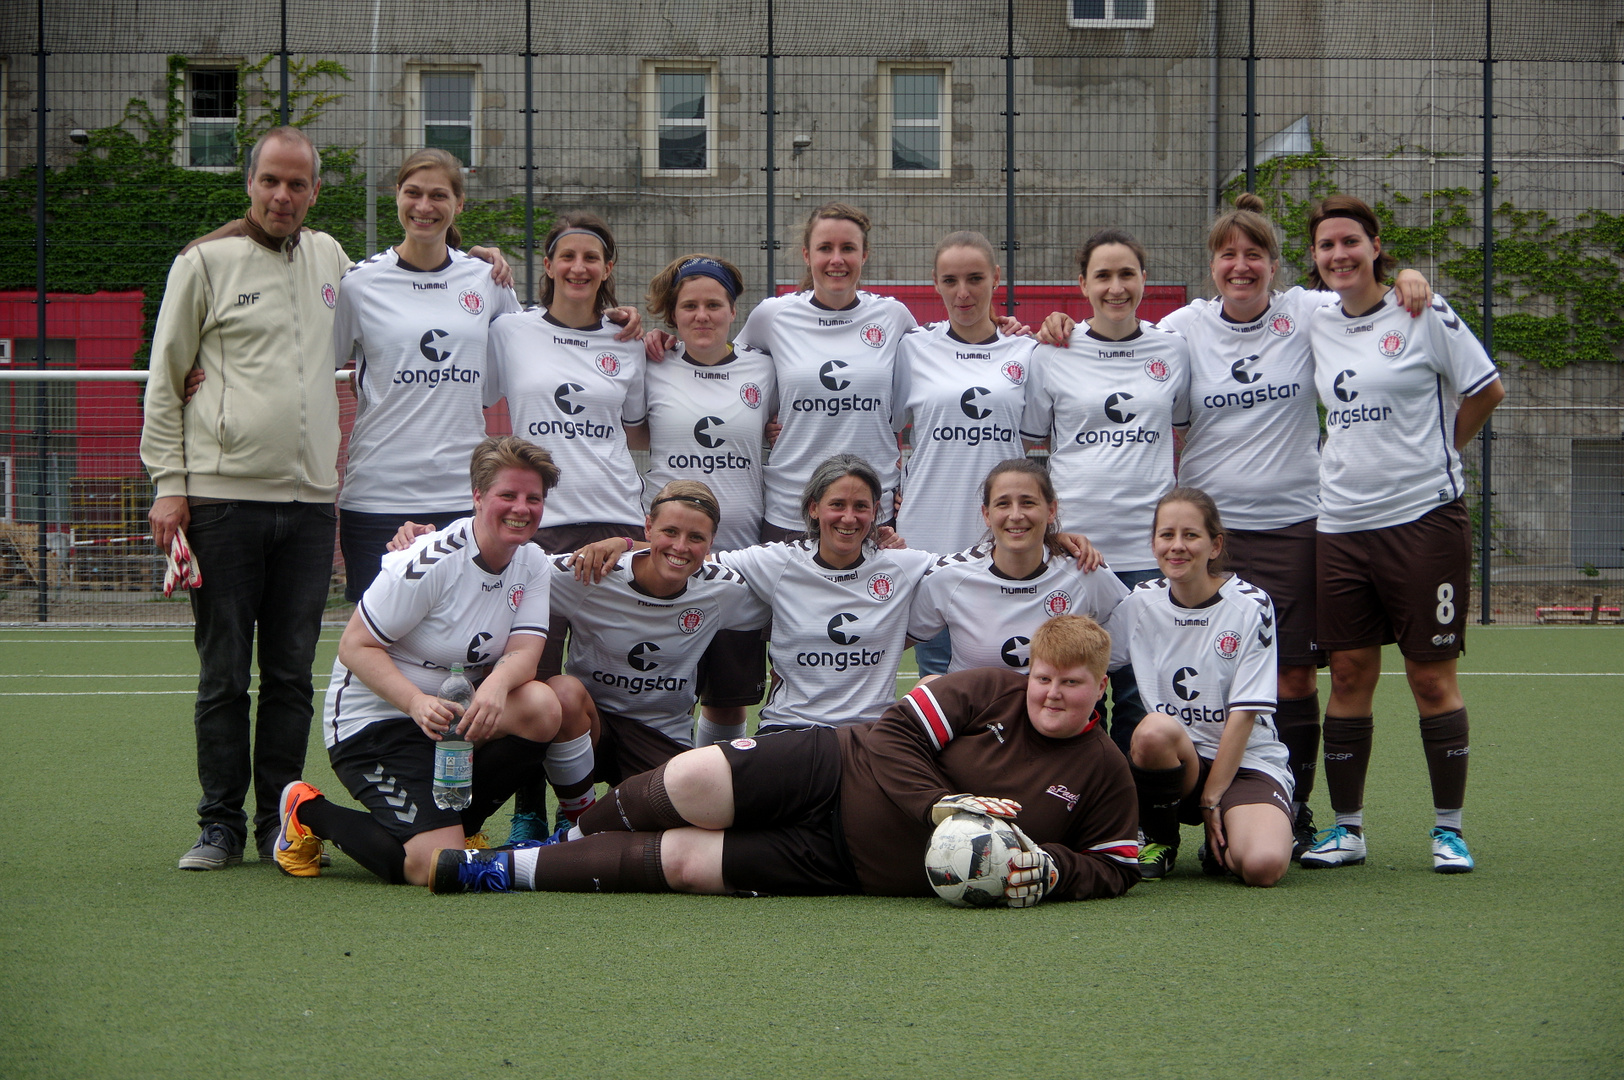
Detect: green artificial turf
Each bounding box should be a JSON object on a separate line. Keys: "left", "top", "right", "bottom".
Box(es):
{"left": 1, "top": 627, "right": 1619, "bottom": 1079}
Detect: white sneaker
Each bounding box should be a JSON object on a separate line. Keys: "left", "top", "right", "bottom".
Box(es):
{"left": 1299, "top": 825, "right": 1367, "bottom": 868}
{"left": 1431, "top": 827, "right": 1474, "bottom": 874}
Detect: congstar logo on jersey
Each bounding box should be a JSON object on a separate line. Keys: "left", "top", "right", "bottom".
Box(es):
{"left": 793, "top": 361, "right": 885, "bottom": 415}
{"left": 1000, "top": 636, "right": 1031, "bottom": 668}
{"left": 1202, "top": 382, "right": 1301, "bottom": 412}
{"left": 959, "top": 386, "right": 993, "bottom": 420}
{"left": 1229, "top": 354, "right": 1262, "bottom": 384}
{"left": 1074, "top": 392, "right": 1160, "bottom": 448}
{"left": 1154, "top": 667, "right": 1226, "bottom": 723}
{"left": 391, "top": 329, "right": 482, "bottom": 387}
{"left": 818, "top": 360, "right": 850, "bottom": 392}
{"left": 1324, "top": 370, "right": 1393, "bottom": 429}
{"left": 693, "top": 416, "right": 726, "bottom": 448}
{"left": 797, "top": 612, "right": 888, "bottom": 671}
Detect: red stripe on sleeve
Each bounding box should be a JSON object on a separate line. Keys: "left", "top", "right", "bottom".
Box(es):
{"left": 904, "top": 685, "right": 952, "bottom": 752}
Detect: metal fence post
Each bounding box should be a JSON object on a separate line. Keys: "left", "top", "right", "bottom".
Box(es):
{"left": 762, "top": 0, "right": 778, "bottom": 292}
{"left": 524, "top": 0, "right": 535, "bottom": 304}
{"left": 33, "top": 0, "right": 50, "bottom": 622}
{"left": 1002, "top": 0, "right": 1018, "bottom": 316}
{"left": 1479, "top": 0, "right": 1495, "bottom": 624}
{"left": 279, "top": 0, "right": 290, "bottom": 125}
{"left": 1244, "top": 0, "right": 1256, "bottom": 193}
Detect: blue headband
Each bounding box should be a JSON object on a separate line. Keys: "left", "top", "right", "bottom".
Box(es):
{"left": 673, "top": 258, "right": 740, "bottom": 300}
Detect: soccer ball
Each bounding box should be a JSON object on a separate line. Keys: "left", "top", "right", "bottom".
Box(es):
{"left": 924, "top": 811, "right": 1019, "bottom": 908}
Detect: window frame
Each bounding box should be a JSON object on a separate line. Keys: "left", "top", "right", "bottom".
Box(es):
{"left": 1067, "top": 0, "right": 1155, "bottom": 29}
{"left": 406, "top": 64, "right": 481, "bottom": 168}
{"left": 878, "top": 62, "right": 951, "bottom": 179}
{"left": 179, "top": 63, "right": 242, "bottom": 173}
{"left": 641, "top": 60, "right": 718, "bottom": 179}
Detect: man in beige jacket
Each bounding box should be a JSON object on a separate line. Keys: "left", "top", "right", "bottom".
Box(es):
{"left": 142, "top": 126, "right": 350, "bottom": 870}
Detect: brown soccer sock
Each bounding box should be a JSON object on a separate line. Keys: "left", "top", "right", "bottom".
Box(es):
{"left": 1419, "top": 707, "right": 1469, "bottom": 812}
{"left": 516, "top": 832, "right": 670, "bottom": 892}
{"left": 1130, "top": 764, "right": 1185, "bottom": 849}
{"left": 1274, "top": 694, "right": 1322, "bottom": 803}
{"left": 1322, "top": 714, "right": 1374, "bottom": 820}
{"left": 576, "top": 762, "right": 689, "bottom": 835}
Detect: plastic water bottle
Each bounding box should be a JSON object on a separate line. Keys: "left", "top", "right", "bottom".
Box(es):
{"left": 432, "top": 665, "right": 475, "bottom": 811}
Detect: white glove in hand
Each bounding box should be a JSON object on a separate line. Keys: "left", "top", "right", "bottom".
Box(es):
{"left": 930, "top": 793, "right": 1022, "bottom": 826}
{"left": 1004, "top": 823, "right": 1058, "bottom": 907}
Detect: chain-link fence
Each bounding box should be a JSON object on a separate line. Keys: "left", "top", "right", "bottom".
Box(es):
{"left": 1, "top": 0, "right": 1619, "bottom": 624}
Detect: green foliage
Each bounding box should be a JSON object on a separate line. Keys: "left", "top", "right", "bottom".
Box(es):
{"left": 1229, "top": 141, "right": 1624, "bottom": 367}
{"left": 0, "top": 55, "right": 533, "bottom": 368}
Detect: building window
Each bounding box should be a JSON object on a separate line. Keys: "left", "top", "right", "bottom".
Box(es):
{"left": 186, "top": 66, "right": 238, "bottom": 169}
{"left": 411, "top": 68, "right": 479, "bottom": 167}
{"left": 880, "top": 64, "right": 950, "bottom": 177}
{"left": 642, "top": 62, "right": 716, "bottom": 177}
{"left": 1068, "top": 0, "right": 1154, "bottom": 28}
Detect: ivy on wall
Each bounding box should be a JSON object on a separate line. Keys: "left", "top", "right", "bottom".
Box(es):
{"left": 1233, "top": 140, "right": 1623, "bottom": 368}
{"left": 0, "top": 55, "right": 535, "bottom": 367}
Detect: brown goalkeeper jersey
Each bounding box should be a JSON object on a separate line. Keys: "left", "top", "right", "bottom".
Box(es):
{"left": 835, "top": 667, "right": 1142, "bottom": 900}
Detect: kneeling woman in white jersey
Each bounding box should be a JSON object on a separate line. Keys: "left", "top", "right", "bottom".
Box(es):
{"left": 908, "top": 457, "right": 1127, "bottom": 675}
{"left": 1113, "top": 487, "right": 1293, "bottom": 887}
{"left": 271, "top": 437, "right": 583, "bottom": 888}
{"left": 1301, "top": 195, "right": 1502, "bottom": 875}
{"left": 546, "top": 480, "right": 770, "bottom": 798}
{"left": 640, "top": 255, "right": 776, "bottom": 744}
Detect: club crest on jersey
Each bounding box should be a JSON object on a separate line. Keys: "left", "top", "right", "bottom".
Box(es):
{"left": 507, "top": 583, "right": 525, "bottom": 611}
{"left": 678, "top": 607, "right": 706, "bottom": 634}
{"left": 740, "top": 382, "right": 763, "bottom": 409}
{"left": 595, "top": 353, "right": 622, "bottom": 377}
{"left": 1144, "top": 357, "right": 1170, "bottom": 382}
{"left": 867, "top": 573, "right": 895, "bottom": 601}
{"left": 860, "top": 322, "right": 886, "bottom": 348}
{"left": 730, "top": 737, "right": 757, "bottom": 750}
{"left": 1267, "top": 312, "right": 1295, "bottom": 337}
{"left": 459, "top": 289, "right": 485, "bottom": 315}
{"left": 1214, "top": 630, "right": 1241, "bottom": 659}
{"left": 321, "top": 283, "right": 337, "bottom": 309}
{"left": 1378, "top": 330, "right": 1406, "bottom": 357}
{"left": 1044, "top": 590, "right": 1072, "bottom": 617}
{"left": 1001, "top": 360, "right": 1027, "bottom": 386}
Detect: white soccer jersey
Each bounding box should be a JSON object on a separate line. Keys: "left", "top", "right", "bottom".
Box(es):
{"left": 1164, "top": 288, "right": 1330, "bottom": 531}
{"left": 893, "top": 324, "right": 1037, "bottom": 553}
{"left": 322, "top": 518, "right": 550, "bottom": 747}
{"left": 1108, "top": 574, "right": 1290, "bottom": 794}
{"left": 716, "top": 541, "right": 935, "bottom": 729}
{"left": 642, "top": 345, "right": 778, "bottom": 552}
{"left": 734, "top": 291, "right": 917, "bottom": 529}
{"left": 334, "top": 249, "right": 521, "bottom": 514}
{"left": 488, "top": 310, "right": 648, "bottom": 528}
{"left": 547, "top": 551, "right": 771, "bottom": 745}
{"left": 1309, "top": 294, "right": 1499, "bottom": 533}
{"left": 1021, "top": 322, "right": 1189, "bottom": 570}
{"left": 906, "top": 542, "right": 1130, "bottom": 673}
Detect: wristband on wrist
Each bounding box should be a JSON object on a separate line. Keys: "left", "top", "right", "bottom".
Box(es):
{"left": 1200, "top": 804, "right": 1221, "bottom": 812}
{"left": 623, "top": 536, "right": 636, "bottom": 552}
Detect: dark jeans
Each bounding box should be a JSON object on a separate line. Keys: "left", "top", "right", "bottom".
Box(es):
{"left": 186, "top": 499, "right": 336, "bottom": 851}
{"left": 1108, "top": 566, "right": 1162, "bottom": 756}
{"left": 339, "top": 507, "right": 469, "bottom": 602}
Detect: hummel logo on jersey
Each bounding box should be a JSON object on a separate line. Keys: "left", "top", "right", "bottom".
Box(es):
{"left": 959, "top": 387, "right": 992, "bottom": 420}
{"left": 827, "top": 612, "right": 861, "bottom": 645}
{"left": 1104, "top": 393, "right": 1136, "bottom": 424}
{"left": 466, "top": 631, "right": 495, "bottom": 665}
{"left": 1173, "top": 667, "right": 1200, "bottom": 700}
{"left": 1344, "top": 322, "right": 1373, "bottom": 335}
{"left": 693, "top": 416, "right": 726, "bottom": 448}
{"left": 954, "top": 351, "right": 991, "bottom": 361}
{"left": 819, "top": 360, "right": 850, "bottom": 392}
{"left": 554, "top": 383, "right": 585, "bottom": 415}
{"left": 817, "top": 318, "right": 852, "bottom": 327}
{"left": 1333, "top": 370, "right": 1358, "bottom": 402}
{"left": 402, "top": 531, "right": 466, "bottom": 580}
{"left": 628, "top": 641, "right": 661, "bottom": 670}
{"left": 413, "top": 281, "right": 448, "bottom": 290}
{"left": 1229, "top": 355, "right": 1262, "bottom": 384}
{"left": 1431, "top": 298, "right": 1461, "bottom": 330}
{"left": 553, "top": 335, "right": 589, "bottom": 348}
{"left": 420, "top": 329, "right": 451, "bottom": 363}
{"left": 1000, "top": 636, "right": 1030, "bottom": 668}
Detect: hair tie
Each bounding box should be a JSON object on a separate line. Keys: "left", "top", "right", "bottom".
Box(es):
{"left": 546, "top": 227, "right": 609, "bottom": 258}
{"left": 672, "top": 257, "right": 740, "bottom": 301}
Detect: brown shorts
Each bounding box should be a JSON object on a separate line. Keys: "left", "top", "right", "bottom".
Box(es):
{"left": 717, "top": 727, "right": 861, "bottom": 895}
{"left": 594, "top": 709, "right": 688, "bottom": 787}
{"left": 531, "top": 521, "right": 645, "bottom": 679}
{"left": 1177, "top": 761, "right": 1292, "bottom": 826}
{"left": 1226, "top": 519, "right": 1324, "bottom": 668}
{"left": 758, "top": 521, "right": 806, "bottom": 545}
{"left": 1315, "top": 499, "right": 1470, "bottom": 662}
{"left": 696, "top": 627, "right": 768, "bottom": 708}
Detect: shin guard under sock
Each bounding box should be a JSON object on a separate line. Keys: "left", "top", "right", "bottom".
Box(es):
{"left": 515, "top": 832, "right": 671, "bottom": 892}
{"left": 299, "top": 797, "right": 407, "bottom": 885}
{"left": 1419, "top": 707, "right": 1469, "bottom": 813}
{"left": 577, "top": 762, "right": 690, "bottom": 835}
{"left": 1131, "top": 764, "right": 1185, "bottom": 848}
{"left": 1274, "top": 693, "right": 1321, "bottom": 803}
{"left": 1322, "top": 714, "right": 1374, "bottom": 815}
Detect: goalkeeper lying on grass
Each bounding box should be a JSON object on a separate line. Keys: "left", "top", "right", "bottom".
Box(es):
{"left": 431, "top": 614, "right": 1141, "bottom": 906}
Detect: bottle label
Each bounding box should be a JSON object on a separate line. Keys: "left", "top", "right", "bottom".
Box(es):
{"left": 434, "top": 742, "right": 474, "bottom": 787}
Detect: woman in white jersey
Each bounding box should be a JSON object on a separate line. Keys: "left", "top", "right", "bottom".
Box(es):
{"left": 486, "top": 212, "right": 650, "bottom": 841}
{"left": 270, "top": 437, "right": 583, "bottom": 888}
{"left": 640, "top": 255, "right": 777, "bottom": 743}
{"left": 546, "top": 480, "right": 770, "bottom": 804}
{"left": 894, "top": 231, "right": 1039, "bottom": 675}
{"left": 1021, "top": 229, "right": 1190, "bottom": 754}
{"left": 1112, "top": 487, "right": 1292, "bottom": 887}
{"left": 732, "top": 203, "right": 918, "bottom": 540}
{"left": 908, "top": 457, "right": 1126, "bottom": 676}
{"left": 1298, "top": 195, "right": 1503, "bottom": 875}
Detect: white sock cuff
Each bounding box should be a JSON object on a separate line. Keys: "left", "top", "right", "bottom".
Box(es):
{"left": 544, "top": 732, "right": 595, "bottom": 787}
{"left": 513, "top": 848, "right": 540, "bottom": 890}
{"left": 694, "top": 718, "right": 747, "bottom": 746}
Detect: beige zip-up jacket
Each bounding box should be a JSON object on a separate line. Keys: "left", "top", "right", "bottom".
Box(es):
{"left": 141, "top": 215, "right": 351, "bottom": 503}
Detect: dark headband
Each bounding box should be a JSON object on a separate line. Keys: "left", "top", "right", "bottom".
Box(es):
{"left": 673, "top": 257, "right": 740, "bottom": 300}
{"left": 1314, "top": 208, "right": 1378, "bottom": 237}
{"left": 651, "top": 493, "right": 718, "bottom": 518}
{"left": 546, "top": 227, "right": 609, "bottom": 258}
